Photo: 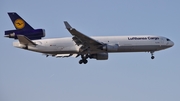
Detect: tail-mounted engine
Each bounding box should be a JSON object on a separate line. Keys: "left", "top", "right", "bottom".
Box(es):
{"left": 4, "top": 29, "right": 45, "bottom": 40}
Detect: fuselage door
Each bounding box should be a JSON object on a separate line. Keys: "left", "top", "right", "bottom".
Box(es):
{"left": 161, "top": 38, "right": 164, "bottom": 45}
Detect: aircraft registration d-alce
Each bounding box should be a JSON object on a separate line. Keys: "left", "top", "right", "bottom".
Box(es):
{"left": 5, "top": 12, "right": 174, "bottom": 64}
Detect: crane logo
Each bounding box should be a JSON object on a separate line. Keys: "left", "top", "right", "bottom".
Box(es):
{"left": 14, "top": 19, "right": 25, "bottom": 29}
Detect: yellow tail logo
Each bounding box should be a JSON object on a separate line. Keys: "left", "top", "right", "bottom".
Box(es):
{"left": 14, "top": 19, "right": 25, "bottom": 29}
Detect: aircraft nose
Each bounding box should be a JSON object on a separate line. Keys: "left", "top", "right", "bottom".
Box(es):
{"left": 171, "top": 41, "right": 174, "bottom": 46}
{"left": 169, "top": 41, "right": 174, "bottom": 47}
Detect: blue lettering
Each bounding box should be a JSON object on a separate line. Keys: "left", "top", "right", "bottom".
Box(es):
{"left": 128, "top": 37, "right": 147, "bottom": 40}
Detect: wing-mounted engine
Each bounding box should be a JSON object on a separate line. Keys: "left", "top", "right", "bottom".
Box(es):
{"left": 102, "top": 44, "right": 119, "bottom": 52}
{"left": 5, "top": 29, "right": 45, "bottom": 40}
{"left": 90, "top": 53, "right": 108, "bottom": 60}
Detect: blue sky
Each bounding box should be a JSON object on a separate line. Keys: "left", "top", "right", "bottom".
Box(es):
{"left": 0, "top": 0, "right": 180, "bottom": 101}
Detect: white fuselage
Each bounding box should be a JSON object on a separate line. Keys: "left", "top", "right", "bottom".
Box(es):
{"left": 13, "top": 35, "right": 174, "bottom": 55}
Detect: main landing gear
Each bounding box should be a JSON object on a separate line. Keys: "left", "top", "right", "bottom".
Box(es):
{"left": 150, "top": 51, "right": 155, "bottom": 59}
{"left": 79, "top": 59, "right": 88, "bottom": 64}
{"left": 79, "top": 55, "right": 89, "bottom": 64}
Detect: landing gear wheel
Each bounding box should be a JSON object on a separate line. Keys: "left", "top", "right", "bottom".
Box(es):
{"left": 79, "top": 59, "right": 88, "bottom": 64}
{"left": 150, "top": 51, "right": 155, "bottom": 60}
{"left": 83, "top": 59, "right": 88, "bottom": 64}
{"left": 79, "top": 60, "right": 83, "bottom": 64}
{"left": 151, "top": 56, "right": 155, "bottom": 59}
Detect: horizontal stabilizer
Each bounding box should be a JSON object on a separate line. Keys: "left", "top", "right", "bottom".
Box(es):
{"left": 17, "top": 35, "right": 36, "bottom": 46}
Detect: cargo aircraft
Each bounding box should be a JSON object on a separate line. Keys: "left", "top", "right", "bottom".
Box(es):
{"left": 5, "top": 12, "right": 174, "bottom": 64}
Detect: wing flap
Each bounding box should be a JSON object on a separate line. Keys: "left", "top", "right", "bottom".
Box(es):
{"left": 43, "top": 53, "right": 80, "bottom": 58}
{"left": 55, "top": 54, "right": 72, "bottom": 58}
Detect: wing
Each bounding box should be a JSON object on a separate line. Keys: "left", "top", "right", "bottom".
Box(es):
{"left": 64, "top": 21, "right": 103, "bottom": 52}
{"left": 54, "top": 54, "right": 73, "bottom": 58}
{"left": 43, "top": 53, "right": 79, "bottom": 58}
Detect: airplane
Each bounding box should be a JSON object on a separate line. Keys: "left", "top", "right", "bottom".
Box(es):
{"left": 4, "top": 12, "right": 174, "bottom": 64}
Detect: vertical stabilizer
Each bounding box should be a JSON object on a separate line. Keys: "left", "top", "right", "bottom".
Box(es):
{"left": 8, "top": 12, "right": 34, "bottom": 30}
{"left": 5, "top": 12, "right": 45, "bottom": 40}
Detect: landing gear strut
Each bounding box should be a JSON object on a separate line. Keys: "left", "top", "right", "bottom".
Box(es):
{"left": 150, "top": 51, "right": 155, "bottom": 59}
{"left": 79, "top": 55, "right": 88, "bottom": 64}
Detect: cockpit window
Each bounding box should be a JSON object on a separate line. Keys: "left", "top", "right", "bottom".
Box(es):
{"left": 166, "top": 38, "right": 171, "bottom": 41}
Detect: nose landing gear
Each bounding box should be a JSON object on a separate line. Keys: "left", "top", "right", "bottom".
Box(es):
{"left": 151, "top": 56, "right": 155, "bottom": 59}
{"left": 150, "top": 51, "right": 155, "bottom": 59}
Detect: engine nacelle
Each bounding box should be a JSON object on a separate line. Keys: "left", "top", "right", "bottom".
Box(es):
{"left": 102, "top": 44, "right": 119, "bottom": 52}
{"left": 90, "top": 53, "right": 108, "bottom": 60}
{"left": 5, "top": 29, "right": 45, "bottom": 40}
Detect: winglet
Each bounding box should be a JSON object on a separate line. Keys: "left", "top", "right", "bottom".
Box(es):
{"left": 17, "top": 35, "right": 36, "bottom": 46}
{"left": 64, "top": 21, "right": 72, "bottom": 29}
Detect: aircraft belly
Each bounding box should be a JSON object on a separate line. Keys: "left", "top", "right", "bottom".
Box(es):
{"left": 39, "top": 47, "right": 78, "bottom": 54}
{"left": 16, "top": 43, "right": 78, "bottom": 54}
{"left": 117, "top": 45, "right": 163, "bottom": 52}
